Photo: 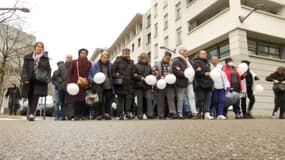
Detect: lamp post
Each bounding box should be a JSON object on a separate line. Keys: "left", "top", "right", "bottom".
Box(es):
{"left": 239, "top": 3, "right": 264, "bottom": 23}
{"left": 0, "top": 7, "right": 30, "bottom": 13}
{"left": 160, "top": 46, "right": 176, "bottom": 54}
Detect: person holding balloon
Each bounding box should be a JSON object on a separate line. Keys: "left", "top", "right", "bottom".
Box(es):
{"left": 223, "top": 58, "right": 243, "bottom": 119}
{"left": 66, "top": 48, "right": 92, "bottom": 120}
{"left": 112, "top": 48, "right": 135, "bottom": 120}
{"left": 210, "top": 56, "right": 230, "bottom": 120}
{"left": 88, "top": 51, "right": 113, "bottom": 120}
{"left": 193, "top": 50, "right": 214, "bottom": 120}
{"left": 133, "top": 53, "right": 155, "bottom": 120}
{"left": 172, "top": 48, "right": 197, "bottom": 119}
{"left": 153, "top": 52, "right": 176, "bottom": 119}
{"left": 240, "top": 60, "right": 260, "bottom": 119}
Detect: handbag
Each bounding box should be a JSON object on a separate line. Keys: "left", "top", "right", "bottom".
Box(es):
{"left": 273, "top": 83, "right": 285, "bottom": 93}
{"left": 76, "top": 61, "right": 89, "bottom": 89}
{"left": 85, "top": 90, "right": 100, "bottom": 105}
{"left": 34, "top": 67, "right": 50, "bottom": 83}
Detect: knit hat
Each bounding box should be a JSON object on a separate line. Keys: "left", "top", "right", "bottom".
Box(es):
{"left": 164, "top": 51, "right": 172, "bottom": 57}
{"left": 78, "top": 48, "right": 89, "bottom": 56}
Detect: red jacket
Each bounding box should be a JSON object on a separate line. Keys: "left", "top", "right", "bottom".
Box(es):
{"left": 223, "top": 65, "right": 242, "bottom": 92}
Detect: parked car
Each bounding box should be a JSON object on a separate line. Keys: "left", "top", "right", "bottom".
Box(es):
{"left": 19, "top": 96, "right": 55, "bottom": 116}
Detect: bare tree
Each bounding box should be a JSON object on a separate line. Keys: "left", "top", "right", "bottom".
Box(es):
{"left": 0, "top": 23, "right": 35, "bottom": 113}
{"left": 0, "top": 0, "right": 24, "bottom": 24}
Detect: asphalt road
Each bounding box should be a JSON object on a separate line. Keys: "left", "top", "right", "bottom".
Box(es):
{"left": 0, "top": 119, "right": 284, "bottom": 160}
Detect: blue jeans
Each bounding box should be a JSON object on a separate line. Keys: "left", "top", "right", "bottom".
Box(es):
{"left": 54, "top": 89, "right": 61, "bottom": 120}
{"left": 183, "top": 96, "right": 191, "bottom": 116}
{"left": 210, "top": 89, "right": 226, "bottom": 116}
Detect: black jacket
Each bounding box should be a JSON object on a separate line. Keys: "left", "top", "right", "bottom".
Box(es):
{"left": 193, "top": 58, "right": 213, "bottom": 90}
{"left": 133, "top": 62, "right": 152, "bottom": 90}
{"left": 5, "top": 87, "right": 21, "bottom": 102}
{"left": 112, "top": 56, "right": 135, "bottom": 95}
{"left": 21, "top": 52, "right": 51, "bottom": 98}
{"left": 172, "top": 57, "right": 189, "bottom": 88}
{"left": 58, "top": 62, "right": 72, "bottom": 91}
{"left": 51, "top": 70, "right": 62, "bottom": 90}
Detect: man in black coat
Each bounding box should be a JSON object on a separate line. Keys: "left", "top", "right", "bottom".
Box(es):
{"left": 112, "top": 48, "right": 135, "bottom": 120}
{"left": 5, "top": 83, "right": 21, "bottom": 115}
{"left": 58, "top": 55, "right": 73, "bottom": 120}
{"left": 193, "top": 50, "right": 214, "bottom": 120}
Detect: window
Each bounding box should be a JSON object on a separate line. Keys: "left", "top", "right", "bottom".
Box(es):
{"left": 206, "top": 40, "right": 230, "bottom": 59}
{"left": 154, "top": 3, "right": 158, "bottom": 17}
{"left": 188, "top": 20, "right": 198, "bottom": 32}
{"left": 248, "top": 39, "right": 284, "bottom": 59}
{"left": 186, "top": 0, "right": 194, "bottom": 6}
{"left": 146, "top": 15, "right": 151, "bottom": 28}
{"left": 154, "top": 43, "right": 158, "bottom": 59}
{"left": 163, "top": 0, "right": 168, "bottom": 9}
{"left": 176, "top": 27, "right": 182, "bottom": 45}
{"left": 163, "top": 14, "right": 168, "bottom": 30}
{"left": 175, "top": 2, "right": 181, "bottom": 20}
{"left": 154, "top": 23, "right": 158, "bottom": 38}
{"left": 138, "top": 38, "right": 141, "bottom": 47}
{"left": 132, "top": 43, "right": 135, "bottom": 52}
{"left": 164, "top": 36, "right": 169, "bottom": 47}
{"left": 147, "top": 33, "right": 151, "bottom": 45}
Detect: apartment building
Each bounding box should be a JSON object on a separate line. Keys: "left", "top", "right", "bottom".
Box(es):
{"left": 90, "top": 0, "right": 285, "bottom": 114}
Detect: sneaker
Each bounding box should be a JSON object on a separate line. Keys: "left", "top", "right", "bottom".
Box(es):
{"left": 204, "top": 112, "right": 214, "bottom": 120}
{"left": 126, "top": 113, "right": 133, "bottom": 120}
{"left": 177, "top": 113, "right": 184, "bottom": 120}
{"left": 119, "top": 114, "right": 125, "bottom": 120}
{"left": 235, "top": 113, "right": 243, "bottom": 119}
{"left": 143, "top": 114, "right": 148, "bottom": 120}
{"left": 168, "top": 113, "right": 177, "bottom": 119}
{"left": 28, "top": 115, "right": 35, "bottom": 121}
{"left": 96, "top": 115, "right": 103, "bottom": 120}
{"left": 217, "top": 115, "right": 226, "bottom": 120}
{"left": 104, "top": 114, "right": 112, "bottom": 120}
{"left": 137, "top": 115, "right": 143, "bottom": 120}
{"left": 272, "top": 112, "right": 278, "bottom": 119}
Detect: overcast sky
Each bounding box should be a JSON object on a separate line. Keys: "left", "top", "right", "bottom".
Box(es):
{"left": 1, "top": 0, "right": 150, "bottom": 70}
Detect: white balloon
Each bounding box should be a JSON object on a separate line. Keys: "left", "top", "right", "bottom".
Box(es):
{"left": 67, "top": 83, "right": 80, "bottom": 95}
{"left": 238, "top": 63, "right": 249, "bottom": 75}
{"left": 254, "top": 84, "right": 264, "bottom": 93}
{"left": 93, "top": 72, "right": 106, "bottom": 84}
{"left": 210, "top": 70, "right": 220, "bottom": 81}
{"left": 184, "top": 68, "right": 195, "bottom": 80}
{"left": 144, "top": 75, "right": 157, "bottom": 86}
{"left": 156, "top": 79, "right": 167, "bottom": 90}
{"left": 112, "top": 102, "right": 117, "bottom": 110}
{"left": 165, "top": 74, "right": 176, "bottom": 84}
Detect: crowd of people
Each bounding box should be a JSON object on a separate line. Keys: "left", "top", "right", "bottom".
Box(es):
{"left": 15, "top": 42, "right": 285, "bottom": 121}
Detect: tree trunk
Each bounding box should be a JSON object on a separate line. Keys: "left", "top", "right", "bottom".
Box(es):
{"left": 0, "top": 60, "right": 6, "bottom": 114}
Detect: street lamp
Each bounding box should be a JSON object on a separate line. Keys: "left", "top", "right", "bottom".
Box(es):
{"left": 239, "top": 3, "right": 264, "bottom": 23}
{"left": 160, "top": 46, "right": 176, "bottom": 54}
{"left": 0, "top": 7, "right": 30, "bottom": 13}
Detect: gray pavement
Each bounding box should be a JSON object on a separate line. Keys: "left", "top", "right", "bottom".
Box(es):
{"left": 0, "top": 119, "right": 284, "bottom": 160}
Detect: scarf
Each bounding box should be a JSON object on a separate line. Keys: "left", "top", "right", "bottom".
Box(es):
{"left": 33, "top": 52, "right": 44, "bottom": 69}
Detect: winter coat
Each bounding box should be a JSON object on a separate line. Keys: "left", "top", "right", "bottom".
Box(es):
{"left": 223, "top": 65, "right": 243, "bottom": 92}
{"left": 5, "top": 87, "right": 21, "bottom": 102}
{"left": 172, "top": 56, "right": 189, "bottom": 88}
{"left": 88, "top": 60, "right": 114, "bottom": 94}
{"left": 21, "top": 52, "right": 51, "bottom": 98}
{"left": 51, "top": 70, "right": 62, "bottom": 90}
{"left": 58, "top": 62, "right": 72, "bottom": 91}
{"left": 67, "top": 58, "right": 92, "bottom": 102}
{"left": 112, "top": 56, "right": 135, "bottom": 95}
{"left": 193, "top": 58, "right": 213, "bottom": 90}
{"left": 133, "top": 62, "right": 152, "bottom": 90}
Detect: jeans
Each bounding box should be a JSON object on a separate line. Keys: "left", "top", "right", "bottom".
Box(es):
{"left": 210, "top": 89, "right": 226, "bottom": 116}
{"left": 241, "top": 88, "right": 255, "bottom": 115}
{"left": 54, "top": 89, "right": 61, "bottom": 120}
{"left": 116, "top": 94, "right": 133, "bottom": 116}
{"left": 136, "top": 89, "right": 153, "bottom": 117}
{"left": 157, "top": 86, "right": 176, "bottom": 118}
{"left": 195, "top": 88, "right": 212, "bottom": 114}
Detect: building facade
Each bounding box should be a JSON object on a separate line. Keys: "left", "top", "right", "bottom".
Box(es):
{"left": 90, "top": 0, "right": 285, "bottom": 114}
